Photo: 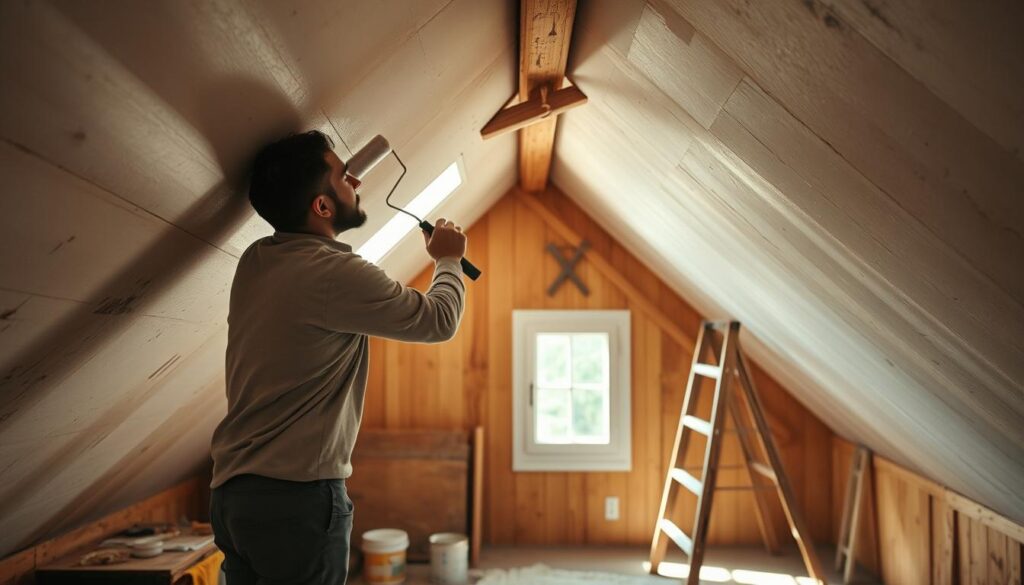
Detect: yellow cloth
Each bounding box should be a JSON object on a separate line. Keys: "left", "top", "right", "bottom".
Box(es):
{"left": 184, "top": 550, "right": 224, "bottom": 585}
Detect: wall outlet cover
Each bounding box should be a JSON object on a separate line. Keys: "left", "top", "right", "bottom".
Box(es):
{"left": 605, "top": 496, "right": 620, "bottom": 521}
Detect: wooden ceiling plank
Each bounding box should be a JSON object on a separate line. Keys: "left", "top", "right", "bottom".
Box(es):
{"left": 517, "top": 0, "right": 578, "bottom": 191}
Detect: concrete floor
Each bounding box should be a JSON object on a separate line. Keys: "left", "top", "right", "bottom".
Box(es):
{"left": 350, "top": 545, "right": 882, "bottom": 585}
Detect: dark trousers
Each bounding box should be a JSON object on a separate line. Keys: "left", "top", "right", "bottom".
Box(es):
{"left": 211, "top": 474, "right": 354, "bottom": 585}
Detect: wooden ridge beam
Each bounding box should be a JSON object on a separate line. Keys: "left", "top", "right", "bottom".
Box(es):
{"left": 518, "top": 0, "right": 578, "bottom": 192}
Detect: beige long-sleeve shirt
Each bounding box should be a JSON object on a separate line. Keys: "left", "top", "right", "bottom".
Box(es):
{"left": 210, "top": 231, "right": 465, "bottom": 488}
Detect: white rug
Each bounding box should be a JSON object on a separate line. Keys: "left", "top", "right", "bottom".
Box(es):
{"left": 475, "top": 564, "right": 674, "bottom": 585}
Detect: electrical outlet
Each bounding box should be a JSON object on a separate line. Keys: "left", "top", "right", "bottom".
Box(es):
{"left": 604, "top": 496, "right": 620, "bottom": 521}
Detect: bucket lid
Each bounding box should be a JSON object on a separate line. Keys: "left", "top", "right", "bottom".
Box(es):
{"left": 361, "top": 528, "right": 409, "bottom": 553}
{"left": 428, "top": 532, "right": 468, "bottom": 546}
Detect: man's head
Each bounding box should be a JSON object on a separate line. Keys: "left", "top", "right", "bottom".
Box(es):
{"left": 249, "top": 130, "right": 367, "bottom": 237}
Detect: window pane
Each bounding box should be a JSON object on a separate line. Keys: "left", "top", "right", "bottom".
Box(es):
{"left": 536, "top": 387, "right": 571, "bottom": 444}
{"left": 572, "top": 333, "right": 609, "bottom": 386}
{"left": 536, "top": 334, "right": 571, "bottom": 388}
{"left": 572, "top": 387, "right": 610, "bottom": 444}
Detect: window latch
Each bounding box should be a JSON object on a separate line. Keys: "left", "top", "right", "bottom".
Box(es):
{"left": 529, "top": 382, "right": 534, "bottom": 407}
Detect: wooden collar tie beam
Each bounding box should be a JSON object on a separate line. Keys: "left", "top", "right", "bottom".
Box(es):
{"left": 480, "top": 81, "right": 588, "bottom": 140}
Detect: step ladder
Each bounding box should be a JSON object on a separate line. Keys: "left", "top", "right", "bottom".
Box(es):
{"left": 648, "top": 320, "right": 825, "bottom": 584}
{"left": 835, "top": 445, "right": 872, "bottom": 584}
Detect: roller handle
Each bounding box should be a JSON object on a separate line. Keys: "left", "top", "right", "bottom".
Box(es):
{"left": 419, "top": 220, "right": 481, "bottom": 281}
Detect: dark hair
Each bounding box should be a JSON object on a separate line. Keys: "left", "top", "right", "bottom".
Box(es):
{"left": 248, "top": 130, "right": 335, "bottom": 232}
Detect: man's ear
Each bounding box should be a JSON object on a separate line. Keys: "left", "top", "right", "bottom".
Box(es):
{"left": 312, "top": 194, "right": 332, "bottom": 218}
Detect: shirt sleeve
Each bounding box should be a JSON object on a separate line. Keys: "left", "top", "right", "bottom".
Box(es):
{"left": 325, "top": 254, "right": 466, "bottom": 343}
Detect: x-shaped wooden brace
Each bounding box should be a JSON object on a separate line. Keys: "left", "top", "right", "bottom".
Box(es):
{"left": 546, "top": 240, "right": 590, "bottom": 296}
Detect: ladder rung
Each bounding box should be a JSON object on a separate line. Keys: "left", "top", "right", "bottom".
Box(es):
{"left": 692, "top": 363, "right": 722, "bottom": 379}
{"left": 749, "top": 461, "right": 778, "bottom": 483}
{"left": 658, "top": 518, "right": 693, "bottom": 556}
{"left": 669, "top": 468, "right": 703, "bottom": 496}
{"left": 683, "top": 415, "right": 712, "bottom": 436}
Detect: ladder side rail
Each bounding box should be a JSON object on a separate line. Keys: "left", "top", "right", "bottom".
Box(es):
{"left": 835, "top": 446, "right": 862, "bottom": 570}
{"left": 735, "top": 341, "right": 827, "bottom": 584}
{"left": 729, "top": 390, "right": 782, "bottom": 554}
{"left": 685, "top": 323, "right": 739, "bottom": 585}
{"left": 843, "top": 447, "right": 870, "bottom": 584}
{"left": 648, "top": 323, "right": 713, "bottom": 571}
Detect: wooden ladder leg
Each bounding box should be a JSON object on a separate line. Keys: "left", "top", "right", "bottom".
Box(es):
{"left": 735, "top": 342, "right": 827, "bottom": 584}
{"left": 730, "top": 388, "right": 781, "bottom": 555}
{"left": 685, "top": 323, "right": 738, "bottom": 585}
{"left": 649, "top": 324, "right": 712, "bottom": 573}
{"left": 843, "top": 447, "right": 870, "bottom": 584}
{"left": 836, "top": 446, "right": 861, "bottom": 570}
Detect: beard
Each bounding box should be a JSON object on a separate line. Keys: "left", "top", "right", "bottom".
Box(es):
{"left": 329, "top": 189, "right": 367, "bottom": 234}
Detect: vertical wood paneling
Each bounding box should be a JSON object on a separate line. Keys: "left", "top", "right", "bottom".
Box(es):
{"left": 364, "top": 188, "right": 834, "bottom": 546}
{"left": 833, "top": 436, "right": 1024, "bottom": 585}
{"left": 484, "top": 196, "right": 516, "bottom": 543}
{"left": 876, "top": 465, "right": 931, "bottom": 584}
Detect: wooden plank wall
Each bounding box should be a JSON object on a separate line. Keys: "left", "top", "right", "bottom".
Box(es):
{"left": 0, "top": 477, "right": 206, "bottom": 585}
{"left": 833, "top": 437, "right": 1023, "bottom": 585}
{"left": 362, "top": 187, "right": 834, "bottom": 546}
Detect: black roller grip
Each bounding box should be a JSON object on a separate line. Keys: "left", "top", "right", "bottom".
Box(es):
{"left": 419, "top": 220, "right": 482, "bottom": 281}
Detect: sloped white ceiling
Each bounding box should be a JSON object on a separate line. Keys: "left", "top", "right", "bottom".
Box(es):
{"left": 1, "top": 0, "right": 1021, "bottom": 559}
{"left": 0, "top": 0, "right": 515, "bottom": 556}
{"left": 554, "top": 0, "right": 1024, "bottom": 522}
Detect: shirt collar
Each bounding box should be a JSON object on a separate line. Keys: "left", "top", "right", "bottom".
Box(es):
{"left": 271, "top": 231, "right": 353, "bottom": 253}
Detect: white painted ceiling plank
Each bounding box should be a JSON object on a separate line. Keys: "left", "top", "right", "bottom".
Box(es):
{"left": 0, "top": 326, "right": 227, "bottom": 554}
{"left": 0, "top": 141, "right": 234, "bottom": 325}
{"left": 663, "top": 0, "right": 1024, "bottom": 302}
{"left": 555, "top": 31, "right": 1024, "bottom": 520}
{"left": 822, "top": 0, "right": 1024, "bottom": 163}
{"left": 626, "top": 3, "right": 742, "bottom": 129}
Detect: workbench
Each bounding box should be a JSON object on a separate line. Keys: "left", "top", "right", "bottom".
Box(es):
{"left": 35, "top": 541, "right": 218, "bottom": 585}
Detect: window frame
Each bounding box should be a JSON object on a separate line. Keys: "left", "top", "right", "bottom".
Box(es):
{"left": 512, "top": 309, "right": 632, "bottom": 472}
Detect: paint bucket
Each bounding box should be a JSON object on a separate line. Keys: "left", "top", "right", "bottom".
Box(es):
{"left": 428, "top": 532, "right": 468, "bottom": 585}
{"left": 361, "top": 529, "right": 408, "bottom": 585}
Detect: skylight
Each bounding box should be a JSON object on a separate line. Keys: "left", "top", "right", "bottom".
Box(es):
{"left": 357, "top": 161, "right": 462, "bottom": 264}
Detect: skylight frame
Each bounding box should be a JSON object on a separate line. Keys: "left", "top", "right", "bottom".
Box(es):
{"left": 356, "top": 160, "right": 464, "bottom": 264}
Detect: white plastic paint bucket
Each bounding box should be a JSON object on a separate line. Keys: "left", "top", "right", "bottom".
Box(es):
{"left": 361, "top": 529, "right": 409, "bottom": 584}
{"left": 428, "top": 532, "right": 468, "bottom": 585}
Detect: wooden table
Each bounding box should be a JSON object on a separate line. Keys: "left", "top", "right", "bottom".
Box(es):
{"left": 36, "top": 542, "right": 218, "bottom": 585}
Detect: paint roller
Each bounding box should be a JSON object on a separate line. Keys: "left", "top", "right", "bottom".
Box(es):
{"left": 346, "top": 135, "right": 482, "bottom": 281}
